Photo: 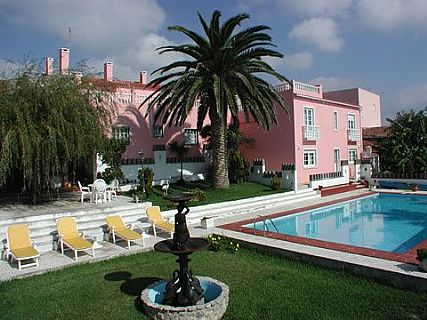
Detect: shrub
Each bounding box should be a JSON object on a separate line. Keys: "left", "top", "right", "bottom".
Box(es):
{"left": 189, "top": 188, "right": 207, "bottom": 204}
{"left": 271, "top": 175, "right": 281, "bottom": 190}
{"left": 416, "top": 248, "right": 427, "bottom": 261}
{"left": 207, "top": 235, "right": 239, "bottom": 253}
{"left": 138, "top": 167, "right": 154, "bottom": 196}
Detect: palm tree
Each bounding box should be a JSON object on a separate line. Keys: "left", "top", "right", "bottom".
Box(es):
{"left": 142, "top": 10, "right": 289, "bottom": 189}
{"left": 168, "top": 140, "right": 189, "bottom": 184}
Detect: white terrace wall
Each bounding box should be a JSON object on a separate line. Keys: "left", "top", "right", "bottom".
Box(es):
{"left": 309, "top": 161, "right": 349, "bottom": 189}
{"left": 248, "top": 159, "right": 298, "bottom": 191}
{"left": 99, "top": 150, "right": 209, "bottom": 185}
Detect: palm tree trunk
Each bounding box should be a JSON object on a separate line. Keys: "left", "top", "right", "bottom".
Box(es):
{"left": 209, "top": 109, "right": 230, "bottom": 189}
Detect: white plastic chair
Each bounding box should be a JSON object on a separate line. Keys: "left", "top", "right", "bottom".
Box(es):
{"left": 93, "top": 179, "right": 108, "bottom": 203}
{"left": 77, "top": 181, "right": 92, "bottom": 203}
{"left": 108, "top": 179, "right": 119, "bottom": 198}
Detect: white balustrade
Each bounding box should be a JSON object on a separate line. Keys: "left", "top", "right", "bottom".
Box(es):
{"left": 303, "top": 125, "right": 320, "bottom": 141}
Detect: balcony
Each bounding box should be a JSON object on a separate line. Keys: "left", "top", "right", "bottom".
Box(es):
{"left": 303, "top": 126, "right": 320, "bottom": 141}
{"left": 348, "top": 129, "right": 361, "bottom": 142}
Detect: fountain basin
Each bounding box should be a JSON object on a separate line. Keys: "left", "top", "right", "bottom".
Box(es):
{"left": 141, "top": 276, "right": 229, "bottom": 320}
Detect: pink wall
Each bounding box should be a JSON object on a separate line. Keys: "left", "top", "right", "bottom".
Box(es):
{"left": 239, "top": 90, "right": 295, "bottom": 171}
{"left": 293, "top": 97, "right": 362, "bottom": 184}
{"left": 324, "top": 88, "right": 381, "bottom": 128}
{"left": 112, "top": 86, "right": 207, "bottom": 160}
{"left": 239, "top": 85, "right": 363, "bottom": 185}
{"left": 358, "top": 88, "right": 381, "bottom": 128}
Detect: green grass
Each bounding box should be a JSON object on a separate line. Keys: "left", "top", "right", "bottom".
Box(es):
{"left": 1, "top": 247, "right": 426, "bottom": 320}
{"left": 142, "top": 181, "right": 285, "bottom": 210}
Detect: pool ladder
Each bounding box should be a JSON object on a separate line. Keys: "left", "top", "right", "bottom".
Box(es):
{"left": 253, "top": 215, "right": 279, "bottom": 235}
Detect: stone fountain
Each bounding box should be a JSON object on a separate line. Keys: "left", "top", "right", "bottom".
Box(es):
{"left": 141, "top": 194, "right": 229, "bottom": 319}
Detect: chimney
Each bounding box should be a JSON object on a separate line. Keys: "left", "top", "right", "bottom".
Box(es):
{"left": 104, "top": 62, "right": 113, "bottom": 81}
{"left": 45, "top": 57, "right": 53, "bottom": 75}
{"left": 59, "top": 48, "right": 70, "bottom": 75}
{"left": 140, "top": 71, "right": 147, "bottom": 85}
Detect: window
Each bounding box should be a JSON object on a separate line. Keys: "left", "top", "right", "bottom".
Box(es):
{"left": 152, "top": 125, "right": 164, "bottom": 138}
{"left": 347, "top": 114, "right": 356, "bottom": 129}
{"left": 333, "top": 111, "right": 338, "bottom": 131}
{"left": 304, "top": 107, "right": 315, "bottom": 126}
{"left": 334, "top": 148, "right": 340, "bottom": 172}
{"left": 183, "top": 129, "right": 198, "bottom": 145}
{"left": 348, "top": 149, "right": 358, "bottom": 163}
{"left": 112, "top": 126, "right": 130, "bottom": 144}
{"left": 303, "top": 150, "right": 317, "bottom": 167}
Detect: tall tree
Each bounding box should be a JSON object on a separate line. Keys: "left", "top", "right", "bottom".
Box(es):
{"left": 0, "top": 74, "right": 112, "bottom": 203}
{"left": 201, "top": 123, "right": 253, "bottom": 183}
{"left": 380, "top": 108, "right": 427, "bottom": 174}
{"left": 168, "top": 140, "right": 189, "bottom": 184}
{"left": 142, "top": 10, "right": 289, "bottom": 189}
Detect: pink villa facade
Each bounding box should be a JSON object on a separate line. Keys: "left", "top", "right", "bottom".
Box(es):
{"left": 45, "top": 48, "right": 209, "bottom": 182}
{"left": 239, "top": 80, "right": 377, "bottom": 186}
{"left": 45, "top": 48, "right": 381, "bottom": 186}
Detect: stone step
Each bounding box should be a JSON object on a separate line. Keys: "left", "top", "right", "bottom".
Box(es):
{"left": 0, "top": 203, "right": 153, "bottom": 253}
{"left": 1, "top": 190, "right": 319, "bottom": 253}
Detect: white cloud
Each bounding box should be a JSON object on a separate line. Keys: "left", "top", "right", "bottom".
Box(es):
{"left": 289, "top": 18, "right": 343, "bottom": 52}
{"left": 275, "top": 0, "right": 352, "bottom": 17}
{"left": 0, "top": 0, "right": 179, "bottom": 79}
{"left": 268, "top": 51, "right": 313, "bottom": 71}
{"left": 387, "top": 83, "right": 427, "bottom": 116}
{"left": 308, "top": 76, "right": 359, "bottom": 91}
{"left": 356, "top": 0, "right": 427, "bottom": 32}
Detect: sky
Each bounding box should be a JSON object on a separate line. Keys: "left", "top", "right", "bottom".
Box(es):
{"left": 1, "top": 0, "right": 426, "bottom": 123}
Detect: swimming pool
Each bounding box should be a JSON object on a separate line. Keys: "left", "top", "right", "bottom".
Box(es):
{"left": 246, "top": 193, "right": 427, "bottom": 254}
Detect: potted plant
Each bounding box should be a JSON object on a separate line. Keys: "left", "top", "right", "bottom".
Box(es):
{"left": 416, "top": 248, "right": 427, "bottom": 272}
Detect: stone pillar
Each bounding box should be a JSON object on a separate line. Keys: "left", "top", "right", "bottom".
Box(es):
{"left": 281, "top": 163, "right": 297, "bottom": 191}
{"left": 360, "top": 160, "right": 373, "bottom": 180}
{"left": 355, "top": 159, "right": 362, "bottom": 181}
{"left": 341, "top": 160, "right": 349, "bottom": 183}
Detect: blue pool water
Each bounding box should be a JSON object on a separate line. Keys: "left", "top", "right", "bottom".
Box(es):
{"left": 248, "top": 194, "right": 427, "bottom": 253}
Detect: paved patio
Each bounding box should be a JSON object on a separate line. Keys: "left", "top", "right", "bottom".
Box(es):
{"left": 1, "top": 188, "right": 426, "bottom": 292}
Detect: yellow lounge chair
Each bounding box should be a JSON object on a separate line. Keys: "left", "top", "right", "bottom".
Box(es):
{"left": 146, "top": 206, "right": 174, "bottom": 238}
{"left": 106, "top": 215, "right": 143, "bottom": 250}
{"left": 56, "top": 217, "right": 95, "bottom": 261}
{"left": 6, "top": 224, "right": 39, "bottom": 270}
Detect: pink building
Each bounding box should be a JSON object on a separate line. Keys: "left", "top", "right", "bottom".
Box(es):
{"left": 44, "top": 47, "right": 381, "bottom": 186}
{"left": 44, "top": 48, "right": 209, "bottom": 182}
{"left": 239, "top": 80, "right": 377, "bottom": 187}
{"left": 324, "top": 88, "right": 381, "bottom": 128}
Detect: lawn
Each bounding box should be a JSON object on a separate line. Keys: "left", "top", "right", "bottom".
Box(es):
{"left": 1, "top": 246, "right": 425, "bottom": 320}
{"left": 141, "top": 181, "right": 285, "bottom": 210}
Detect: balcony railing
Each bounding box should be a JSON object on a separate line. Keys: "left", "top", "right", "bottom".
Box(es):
{"left": 303, "top": 126, "right": 320, "bottom": 141}
{"left": 293, "top": 81, "right": 321, "bottom": 95}
{"left": 348, "top": 129, "right": 361, "bottom": 141}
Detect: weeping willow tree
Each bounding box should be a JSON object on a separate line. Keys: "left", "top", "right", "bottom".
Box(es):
{"left": 0, "top": 74, "right": 113, "bottom": 203}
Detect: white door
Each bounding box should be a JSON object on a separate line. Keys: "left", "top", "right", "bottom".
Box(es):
{"left": 334, "top": 149, "right": 340, "bottom": 172}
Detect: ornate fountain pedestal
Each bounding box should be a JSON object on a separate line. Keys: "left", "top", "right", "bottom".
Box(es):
{"left": 141, "top": 194, "right": 229, "bottom": 319}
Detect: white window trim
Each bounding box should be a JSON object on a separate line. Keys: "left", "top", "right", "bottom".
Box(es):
{"left": 303, "top": 106, "right": 315, "bottom": 127}
{"left": 333, "top": 111, "right": 338, "bottom": 131}
{"left": 303, "top": 149, "right": 317, "bottom": 168}
{"left": 347, "top": 113, "right": 356, "bottom": 130}
{"left": 348, "top": 149, "right": 358, "bottom": 163}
